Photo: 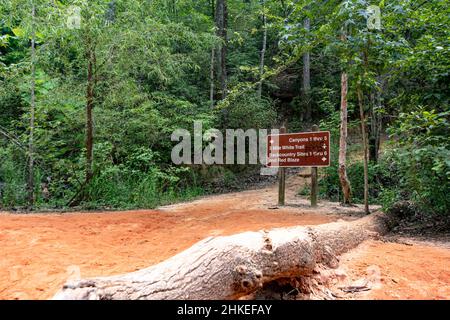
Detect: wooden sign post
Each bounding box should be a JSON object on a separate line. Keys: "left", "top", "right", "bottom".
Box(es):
{"left": 268, "top": 126, "right": 330, "bottom": 207}
{"left": 278, "top": 126, "right": 286, "bottom": 206}
{"left": 310, "top": 125, "right": 319, "bottom": 207}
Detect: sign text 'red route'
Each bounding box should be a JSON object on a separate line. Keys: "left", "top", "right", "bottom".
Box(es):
{"left": 267, "top": 131, "right": 331, "bottom": 167}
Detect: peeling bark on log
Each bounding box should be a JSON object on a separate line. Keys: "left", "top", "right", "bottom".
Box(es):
{"left": 53, "top": 212, "right": 390, "bottom": 300}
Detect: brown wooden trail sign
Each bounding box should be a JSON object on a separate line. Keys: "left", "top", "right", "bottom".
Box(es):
{"left": 267, "top": 131, "right": 331, "bottom": 168}
{"left": 269, "top": 128, "right": 330, "bottom": 207}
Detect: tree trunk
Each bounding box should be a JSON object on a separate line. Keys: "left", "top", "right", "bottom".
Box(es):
{"left": 27, "top": 3, "right": 36, "bottom": 209}
{"left": 369, "top": 79, "right": 383, "bottom": 163}
{"left": 303, "top": 18, "right": 311, "bottom": 121}
{"left": 210, "top": 47, "right": 215, "bottom": 108}
{"left": 53, "top": 213, "right": 390, "bottom": 300}
{"left": 339, "top": 71, "right": 351, "bottom": 205}
{"left": 357, "top": 85, "right": 370, "bottom": 215}
{"left": 368, "top": 92, "right": 377, "bottom": 162}
{"left": 85, "top": 40, "right": 95, "bottom": 184}
{"left": 210, "top": 0, "right": 215, "bottom": 108}
{"left": 257, "top": 6, "right": 267, "bottom": 98}
{"left": 215, "top": 0, "right": 228, "bottom": 100}
{"left": 363, "top": 37, "right": 381, "bottom": 164}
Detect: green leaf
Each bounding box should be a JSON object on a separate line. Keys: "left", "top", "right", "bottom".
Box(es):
{"left": 12, "top": 27, "right": 25, "bottom": 37}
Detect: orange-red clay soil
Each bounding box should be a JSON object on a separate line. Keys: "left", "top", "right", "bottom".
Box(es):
{"left": 0, "top": 187, "right": 342, "bottom": 300}
{"left": 0, "top": 182, "right": 449, "bottom": 300}
{"left": 338, "top": 240, "right": 450, "bottom": 300}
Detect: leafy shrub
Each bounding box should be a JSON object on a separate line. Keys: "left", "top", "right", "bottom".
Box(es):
{"left": 0, "top": 146, "right": 27, "bottom": 208}
{"left": 317, "top": 108, "right": 450, "bottom": 218}
{"left": 319, "top": 156, "right": 399, "bottom": 205}
{"left": 82, "top": 165, "right": 204, "bottom": 209}
{"left": 0, "top": 146, "right": 49, "bottom": 208}
{"left": 218, "top": 93, "right": 277, "bottom": 130}
{"left": 383, "top": 109, "right": 450, "bottom": 216}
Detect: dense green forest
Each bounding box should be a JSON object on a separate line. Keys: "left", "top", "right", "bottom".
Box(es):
{"left": 0, "top": 0, "right": 448, "bottom": 216}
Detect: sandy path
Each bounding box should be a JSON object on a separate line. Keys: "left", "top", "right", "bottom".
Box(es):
{"left": 337, "top": 240, "right": 450, "bottom": 300}
{"left": 0, "top": 178, "right": 352, "bottom": 300}
{"left": 0, "top": 173, "right": 448, "bottom": 300}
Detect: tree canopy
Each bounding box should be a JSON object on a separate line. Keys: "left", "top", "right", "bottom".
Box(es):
{"left": 0, "top": 0, "right": 448, "bottom": 215}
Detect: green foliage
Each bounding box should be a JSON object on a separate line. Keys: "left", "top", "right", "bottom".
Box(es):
{"left": 319, "top": 156, "right": 399, "bottom": 205}
{"left": 384, "top": 109, "right": 450, "bottom": 216}
{"left": 318, "top": 108, "right": 450, "bottom": 216}
{"left": 0, "top": 0, "right": 448, "bottom": 217}
{"left": 82, "top": 165, "right": 204, "bottom": 209}
{"left": 0, "top": 145, "right": 27, "bottom": 207}
{"left": 220, "top": 93, "right": 277, "bottom": 130}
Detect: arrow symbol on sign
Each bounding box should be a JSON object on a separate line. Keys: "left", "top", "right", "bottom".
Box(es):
{"left": 322, "top": 157, "right": 327, "bottom": 162}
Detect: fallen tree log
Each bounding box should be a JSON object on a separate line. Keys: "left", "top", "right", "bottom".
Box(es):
{"left": 53, "top": 212, "right": 391, "bottom": 300}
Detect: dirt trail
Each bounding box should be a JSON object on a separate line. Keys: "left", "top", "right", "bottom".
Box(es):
{"left": 0, "top": 172, "right": 448, "bottom": 300}
{"left": 336, "top": 240, "right": 450, "bottom": 299}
